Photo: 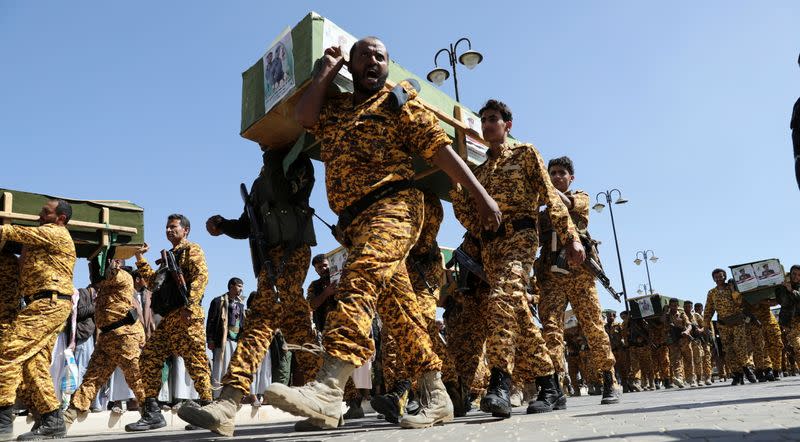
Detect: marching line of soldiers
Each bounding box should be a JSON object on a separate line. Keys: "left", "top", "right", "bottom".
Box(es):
{"left": 1, "top": 35, "right": 800, "bottom": 441}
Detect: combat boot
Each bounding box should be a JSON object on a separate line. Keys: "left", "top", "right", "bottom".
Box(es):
{"left": 600, "top": 371, "right": 621, "bottom": 405}
{"left": 444, "top": 380, "right": 468, "bottom": 418}
{"left": 480, "top": 367, "right": 512, "bottom": 418}
{"left": 731, "top": 373, "right": 742, "bottom": 386}
{"left": 293, "top": 415, "right": 344, "bottom": 432}
{"left": 371, "top": 379, "right": 411, "bottom": 424}
{"left": 125, "top": 397, "right": 166, "bottom": 432}
{"left": 588, "top": 383, "right": 602, "bottom": 395}
{"left": 178, "top": 386, "right": 242, "bottom": 436}
{"left": 342, "top": 399, "right": 364, "bottom": 420}
{"left": 264, "top": 354, "right": 354, "bottom": 429}
{"left": 672, "top": 377, "right": 686, "bottom": 388}
{"left": 17, "top": 408, "right": 65, "bottom": 441}
{"left": 553, "top": 374, "right": 567, "bottom": 409}
{"left": 629, "top": 380, "right": 643, "bottom": 392}
{"left": 764, "top": 368, "right": 777, "bottom": 382}
{"left": 0, "top": 406, "right": 13, "bottom": 441}
{"left": 527, "top": 375, "right": 560, "bottom": 413}
{"left": 62, "top": 405, "right": 86, "bottom": 428}
{"left": 663, "top": 378, "right": 672, "bottom": 389}
{"left": 743, "top": 366, "right": 757, "bottom": 384}
{"left": 399, "top": 371, "right": 454, "bottom": 429}
{"left": 755, "top": 369, "right": 766, "bottom": 382}
{"left": 655, "top": 379, "right": 662, "bottom": 390}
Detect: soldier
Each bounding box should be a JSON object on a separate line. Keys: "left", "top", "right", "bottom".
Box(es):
{"left": 664, "top": 298, "right": 692, "bottom": 387}
{"left": 747, "top": 298, "right": 782, "bottom": 382}
{"left": 64, "top": 259, "right": 146, "bottom": 428}
{"left": 627, "top": 317, "right": 655, "bottom": 391}
{"left": 538, "top": 156, "right": 620, "bottom": 406}
{"left": 604, "top": 310, "right": 625, "bottom": 389}
{"left": 0, "top": 199, "right": 76, "bottom": 440}
{"left": 450, "top": 99, "right": 585, "bottom": 418}
{"left": 704, "top": 268, "right": 756, "bottom": 386}
{"left": 180, "top": 146, "right": 320, "bottom": 435}
{"left": 126, "top": 214, "right": 212, "bottom": 432}
{"left": 682, "top": 300, "right": 704, "bottom": 386}
{"left": 263, "top": 37, "right": 501, "bottom": 430}
{"left": 648, "top": 315, "right": 670, "bottom": 388}
{"left": 777, "top": 265, "right": 800, "bottom": 370}
{"left": 693, "top": 303, "right": 714, "bottom": 385}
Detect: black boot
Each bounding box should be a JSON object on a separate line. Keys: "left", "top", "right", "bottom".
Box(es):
{"left": 527, "top": 375, "right": 560, "bottom": 414}
{"left": 600, "top": 371, "right": 621, "bottom": 405}
{"left": 17, "top": 408, "right": 65, "bottom": 440}
{"left": 765, "top": 368, "right": 777, "bottom": 382}
{"left": 445, "top": 381, "right": 468, "bottom": 418}
{"left": 480, "top": 368, "right": 512, "bottom": 418}
{"left": 731, "top": 373, "right": 742, "bottom": 386}
{"left": 663, "top": 378, "right": 673, "bottom": 389}
{"left": 125, "top": 397, "right": 166, "bottom": 432}
{"left": 755, "top": 369, "right": 766, "bottom": 382}
{"left": 743, "top": 366, "right": 757, "bottom": 384}
{"left": 343, "top": 399, "right": 364, "bottom": 420}
{"left": 370, "top": 379, "right": 411, "bottom": 424}
{"left": 553, "top": 374, "right": 567, "bottom": 409}
{"left": 0, "top": 406, "right": 13, "bottom": 439}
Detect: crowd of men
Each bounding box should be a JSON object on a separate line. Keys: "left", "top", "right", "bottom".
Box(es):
{"left": 1, "top": 36, "right": 799, "bottom": 441}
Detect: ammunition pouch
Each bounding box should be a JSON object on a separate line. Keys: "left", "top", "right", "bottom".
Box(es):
{"left": 260, "top": 203, "right": 316, "bottom": 248}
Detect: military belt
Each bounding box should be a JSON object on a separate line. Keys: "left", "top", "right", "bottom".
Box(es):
{"left": 481, "top": 217, "right": 536, "bottom": 242}
{"left": 25, "top": 291, "right": 72, "bottom": 304}
{"left": 99, "top": 308, "right": 139, "bottom": 334}
{"left": 336, "top": 179, "right": 417, "bottom": 234}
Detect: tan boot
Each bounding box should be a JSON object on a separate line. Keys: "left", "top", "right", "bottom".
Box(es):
{"left": 177, "top": 386, "right": 243, "bottom": 437}
{"left": 399, "top": 371, "right": 454, "bottom": 429}
{"left": 62, "top": 407, "right": 78, "bottom": 428}
{"left": 264, "top": 355, "right": 354, "bottom": 429}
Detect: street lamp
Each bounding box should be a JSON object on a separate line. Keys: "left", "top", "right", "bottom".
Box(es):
{"left": 426, "top": 37, "right": 483, "bottom": 102}
{"left": 634, "top": 250, "right": 659, "bottom": 295}
{"left": 594, "top": 189, "right": 629, "bottom": 309}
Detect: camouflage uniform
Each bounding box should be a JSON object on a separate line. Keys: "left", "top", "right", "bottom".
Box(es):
{"left": 137, "top": 238, "right": 212, "bottom": 401}
{"left": 692, "top": 312, "right": 713, "bottom": 382}
{"left": 0, "top": 252, "right": 20, "bottom": 340}
{"left": 626, "top": 319, "right": 654, "bottom": 387}
{"left": 749, "top": 302, "right": 783, "bottom": 372}
{"left": 538, "top": 190, "right": 615, "bottom": 381}
{"left": 0, "top": 223, "right": 75, "bottom": 413}
{"left": 310, "top": 82, "right": 448, "bottom": 373}
{"left": 565, "top": 332, "right": 582, "bottom": 389}
{"left": 71, "top": 268, "right": 146, "bottom": 411}
{"left": 665, "top": 309, "right": 693, "bottom": 382}
{"left": 605, "top": 321, "right": 626, "bottom": 384}
{"left": 451, "top": 141, "right": 578, "bottom": 379}
{"left": 704, "top": 285, "right": 754, "bottom": 372}
{"left": 648, "top": 319, "right": 669, "bottom": 382}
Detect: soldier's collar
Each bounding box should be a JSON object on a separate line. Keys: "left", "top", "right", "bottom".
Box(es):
{"left": 172, "top": 238, "right": 190, "bottom": 252}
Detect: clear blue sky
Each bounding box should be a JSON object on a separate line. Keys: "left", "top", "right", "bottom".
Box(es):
{"left": 2, "top": 1, "right": 798, "bottom": 315}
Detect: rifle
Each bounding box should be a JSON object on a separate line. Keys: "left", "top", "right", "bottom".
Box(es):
{"left": 161, "top": 249, "right": 189, "bottom": 307}
{"left": 452, "top": 247, "right": 488, "bottom": 284}
{"left": 550, "top": 234, "right": 622, "bottom": 302}
{"left": 240, "top": 183, "right": 280, "bottom": 303}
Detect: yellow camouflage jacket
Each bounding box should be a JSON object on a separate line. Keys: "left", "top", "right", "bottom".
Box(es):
{"left": 309, "top": 82, "right": 451, "bottom": 215}
{"left": 0, "top": 223, "right": 75, "bottom": 298}
{"left": 136, "top": 238, "right": 208, "bottom": 319}
{"left": 704, "top": 284, "right": 744, "bottom": 326}
{"left": 96, "top": 267, "right": 142, "bottom": 335}
{"left": 747, "top": 302, "right": 779, "bottom": 326}
{"left": 451, "top": 142, "right": 579, "bottom": 244}
{"left": 0, "top": 252, "right": 20, "bottom": 333}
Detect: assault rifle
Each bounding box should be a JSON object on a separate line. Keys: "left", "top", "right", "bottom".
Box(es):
{"left": 240, "top": 183, "right": 280, "bottom": 303}
{"left": 551, "top": 234, "right": 622, "bottom": 302}
{"left": 160, "top": 249, "right": 189, "bottom": 307}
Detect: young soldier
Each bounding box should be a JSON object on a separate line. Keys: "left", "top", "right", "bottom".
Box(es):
{"left": 692, "top": 303, "right": 714, "bottom": 385}
{"left": 126, "top": 214, "right": 212, "bottom": 432}
{"left": 0, "top": 200, "right": 76, "bottom": 440}
{"left": 746, "top": 298, "right": 782, "bottom": 382}
{"left": 665, "top": 298, "right": 692, "bottom": 388}
{"left": 64, "top": 259, "right": 146, "bottom": 428}
{"left": 263, "top": 37, "right": 501, "bottom": 430}
{"left": 683, "top": 300, "right": 704, "bottom": 386}
{"left": 704, "top": 269, "right": 756, "bottom": 385}
{"left": 538, "top": 156, "right": 620, "bottom": 406}
{"left": 451, "top": 99, "right": 585, "bottom": 418}
{"left": 180, "top": 146, "right": 320, "bottom": 436}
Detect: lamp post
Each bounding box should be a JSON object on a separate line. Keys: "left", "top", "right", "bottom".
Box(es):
{"left": 426, "top": 38, "right": 483, "bottom": 102}
{"left": 592, "top": 189, "right": 629, "bottom": 309}
{"left": 634, "top": 250, "right": 659, "bottom": 295}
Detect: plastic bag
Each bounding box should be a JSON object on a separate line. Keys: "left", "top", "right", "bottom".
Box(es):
{"left": 60, "top": 348, "right": 79, "bottom": 395}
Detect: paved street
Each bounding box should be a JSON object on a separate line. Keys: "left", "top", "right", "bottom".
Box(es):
{"left": 59, "top": 376, "right": 800, "bottom": 441}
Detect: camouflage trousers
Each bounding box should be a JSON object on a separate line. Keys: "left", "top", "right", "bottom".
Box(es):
{"left": 580, "top": 351, "right": 601, "bottom": 385}
{"left": 701, "top": 342, "right": 713, "bottom": 380}
{"left": 566, "top": 354, "right": 581, "bottom": 387}
{"left": 444, "top": 293, "right": 491, "bottom": 396}
{"left": 0, "top": 297, "right": 72, "bottom": 413}
{"left": 757, "top": 320, "right": 783, "bottom": 371}
{"left": 652, "top": 345, "right": 669, "bottom": 379}
{"left": 613, "top": 348, "right": 629, "bottom": 385}
{"left": 323, "top": 190, "right": 441, "bottom": 373}
{"left": 689, "top": 340, "right": 704, "bottom": 382}
{"left": 71, "top": 325, "right": 146, "bottom": 411}
{"left": 539, "top": 268, "right": 616, "bottom": 375}
{"left": 222, "top": 246, "right": 320, "bottom": 394}
{"left": 786, "top": 318, "right": 800, "bottom": 363}
{"left": 719, "top": 323, "right": 753, "bottom": 371}
{"left": 140, "top": 312, "right": 212, "bottom": 400}
{"left": 628, "top": 346, "right": 654, "bottom": 384}
{"left": 668, "top": 339, "right": 693, "bottom": 381}
{"left": 481, "top": 229, "right": 553, "bottom": 377}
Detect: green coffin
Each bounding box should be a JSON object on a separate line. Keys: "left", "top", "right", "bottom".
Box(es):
{"left": 628, "top": 294, "right": 674, "bottom": 319}
{"left": 0, "top": 188, "right": 144, "bottom": 260}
